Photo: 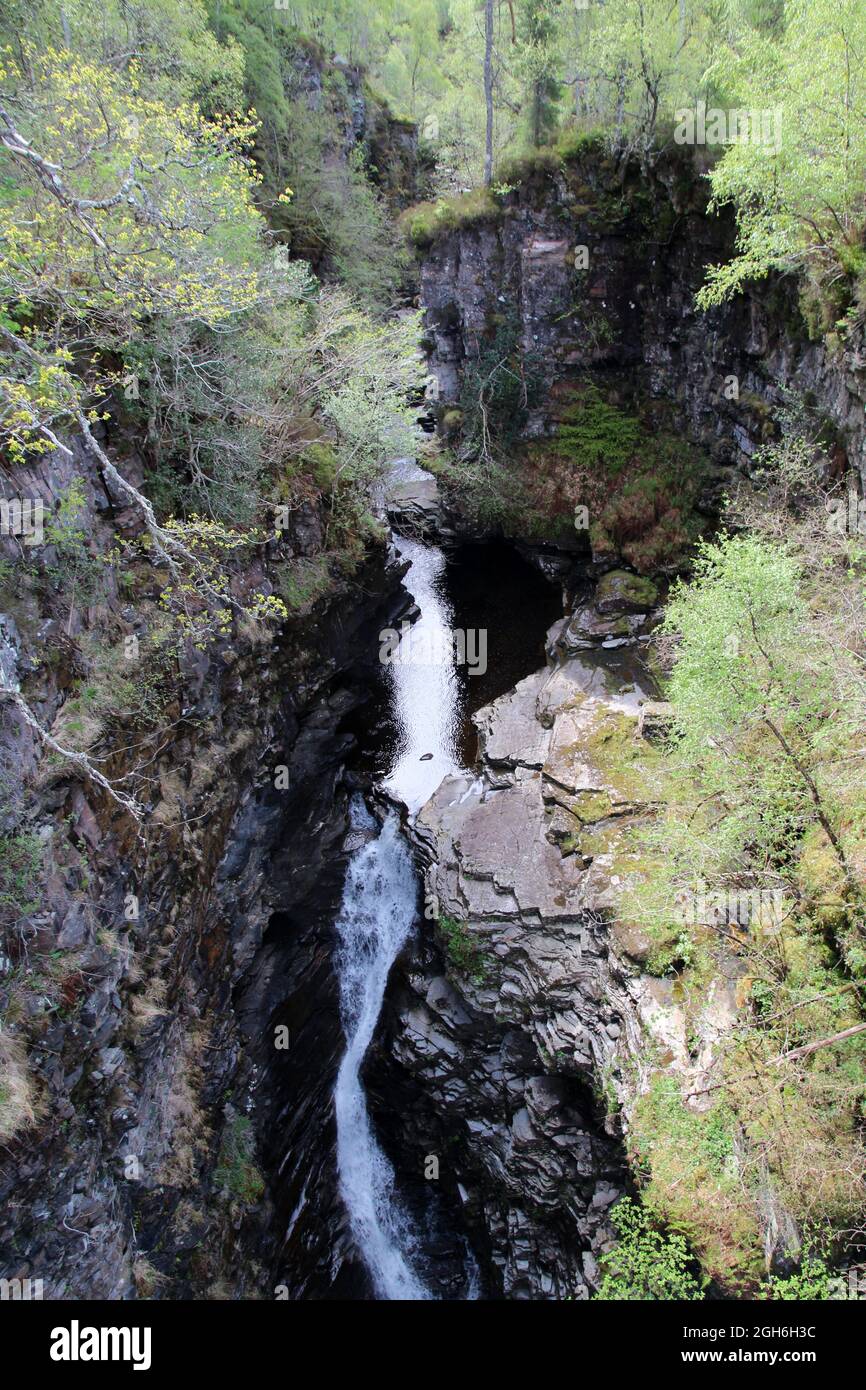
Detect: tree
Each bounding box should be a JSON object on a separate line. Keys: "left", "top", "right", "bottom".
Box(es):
{"left": 515, "top": 0, "right": 563, "bottom": 147}
{"left": 661, "top": 533, "right": 862, "bottom": 896}
{"left": 483, "top": 0, "right": 494, "bottom": 183}
{"left": 696, "top": 0, "right": 866, "bottom": 318}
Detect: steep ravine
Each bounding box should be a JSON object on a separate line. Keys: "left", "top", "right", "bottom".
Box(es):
{"left": 364, "top": 564, "right": 660, "bottom": 1300}
{"left": 0, "top": 432, "right": 419, "bottom": 1299}
{"left": 300, "top": 522, "right": 655, "bottom": 1301}
{"left": 264, "top": 527, "right": 582, "bottom": 1299}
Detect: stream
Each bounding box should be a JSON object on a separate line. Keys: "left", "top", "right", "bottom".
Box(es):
{"left": 332, "top": 529, "right": 560, "bottom": 1299}
{"left": 330, "top": 514, "right": 653, "bottom": 1299}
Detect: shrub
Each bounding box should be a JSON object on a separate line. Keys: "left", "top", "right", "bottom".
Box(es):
{"left": 0, "top": 830, "right": 42, "bottom": 930}
{"left": 400, "top": 188, "right": 502, "bottom": 248}
{"left": 629, "top": 1076, "right": 765, "bottom": 1294}
{"left": 276, "top": 556, "right": 333, "bottom": 615}
{"left": 764, "top": 1256, "right": 844, "bottom": 1301}
{"left": 0, "top": 1030, "right": 37, "bottom": 1144}
{"left": 595, "top": 1196, "right": 704, "bottom": 1300}
{"left": 515, "top": 386, "right": 708, "bottom": 568}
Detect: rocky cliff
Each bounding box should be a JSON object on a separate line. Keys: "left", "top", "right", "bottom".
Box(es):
{"left": 367, "top": 616, "right": 704, "bottom": 1296}
{"left": 0, "top": 427, "right": 415, "bottom": 1299}
{"left": 417, "top": 142, "right": 865, "bottom": 533}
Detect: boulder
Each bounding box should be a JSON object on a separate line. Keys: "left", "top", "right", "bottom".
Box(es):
{"left": 594, "top": 569, "right": 659, "bottom": 615}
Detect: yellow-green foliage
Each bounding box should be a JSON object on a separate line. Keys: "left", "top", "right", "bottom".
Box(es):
{"left": 612, "top": 533, "right": 866, "bottom": 1293}
{"left": 0, "top": 41, "right": 263, "bottom": 461}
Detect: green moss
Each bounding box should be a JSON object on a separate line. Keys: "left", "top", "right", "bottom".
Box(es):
{"left": 556, "top": 128, "right": 607, "bottom": 162}
{"left": 494, "top": 144, "right": 562, "bottom": 187}
{"left": 301, "top": 442, "right": 339, "bottom": 491}
{"left": 583, "top": 708, "right": 664, "bottom": 804}
{"left": 596, "top": 569, "right": 659, "bottom": 610}
{"left": 399, "top": 188, "right": 502, "bottom": 248}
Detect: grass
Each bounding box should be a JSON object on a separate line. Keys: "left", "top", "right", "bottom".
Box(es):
{"left": 399, "top": 187, "right": 502, "bottom": 248}
{"left": 436, "top": 914, "right": 488, "bottom": 982}
{"left": 0, "top": 1029, "right": 38, "bottom": 1144}
{"left": 214, "top": 1113, "right": 265, "bottom": 1207}
{"left": 51, "top": 625, "right": 175, "bottom": 755}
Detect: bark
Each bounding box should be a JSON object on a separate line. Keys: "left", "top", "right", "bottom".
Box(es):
{"left": 1, "top": 690, "right": 144, "bottom": 820}
{"left": 484, "top": 0, "right": 495, "bottom": 186}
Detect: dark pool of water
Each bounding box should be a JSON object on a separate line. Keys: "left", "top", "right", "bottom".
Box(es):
{"left": 345, "top": 540, "right": 564, "bottom": 781}
{"left": 444, "top": 541, "right": 564, "bottom": 763}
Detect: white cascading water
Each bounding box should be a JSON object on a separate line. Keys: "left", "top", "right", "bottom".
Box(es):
{"left": 333, "top": 532, "right": 461, "bottom": 1300}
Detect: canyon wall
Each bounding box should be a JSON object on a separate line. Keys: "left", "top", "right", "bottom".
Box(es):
{"left": 419, "top": 143, "right": 865, "bottom": 500}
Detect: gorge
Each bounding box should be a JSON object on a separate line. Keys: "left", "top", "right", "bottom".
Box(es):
{"left": 2, "top": 0, "right": 866, "bottom": 1316}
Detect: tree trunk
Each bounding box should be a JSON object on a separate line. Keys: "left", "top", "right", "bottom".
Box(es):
{"left": 484, "top": 0, "right": 494, "bottom": 186}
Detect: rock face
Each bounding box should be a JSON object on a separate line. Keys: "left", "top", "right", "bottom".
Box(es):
{"left": 419, "top": 145, "right": 866, "bottom": 491}
{"left": 553, "top": 570, "right": 661, "bottom": 653}
{"left": 0, "top": 427, "right": 414, "bottom": 1300}
{"left": 385, "top": 476, "right": 448, "bottom": 540}
{"left": 374, "top": 635, "right": 742, "bottom": 1299}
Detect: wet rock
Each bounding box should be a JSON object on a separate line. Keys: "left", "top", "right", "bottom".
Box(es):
{"left": 386, "top": 477, "right": 445, "bottom": 539}
{"left": 595, "top": 570, "right": 659, "bottom": 615}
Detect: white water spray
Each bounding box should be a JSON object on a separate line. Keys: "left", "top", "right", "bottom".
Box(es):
{"left": 334, "top": 535, "right": 461, "bottom": 1299}
{"left": 333, "top": 801, "right": 430, "bottom": 1300}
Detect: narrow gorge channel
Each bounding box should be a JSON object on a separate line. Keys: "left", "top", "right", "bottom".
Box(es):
{"left": 320, "top": 506, "right": 645, "bottom": 1300}
{"left": 332, "top": 530, "right": 464, "bottom": 1301}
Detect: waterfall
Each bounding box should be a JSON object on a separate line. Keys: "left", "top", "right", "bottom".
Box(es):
{"left": 383, "top": 536, "right": 461, "bottom": 815}
{"left": 333, "top": 801, "right": 431, "bottom": 1300}
{"left": 333, "top": 535, "right": 460, "bottom": 1299}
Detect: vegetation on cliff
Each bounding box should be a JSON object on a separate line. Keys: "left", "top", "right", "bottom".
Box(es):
{"left": 2, "top": 0, "right": 865, "bottom": 1308}
{"left": 0, "top": 0, "right": 420, "bottom": 1163}
{"left": 616, "top": 517, "right": 866, "bottom": 1296}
